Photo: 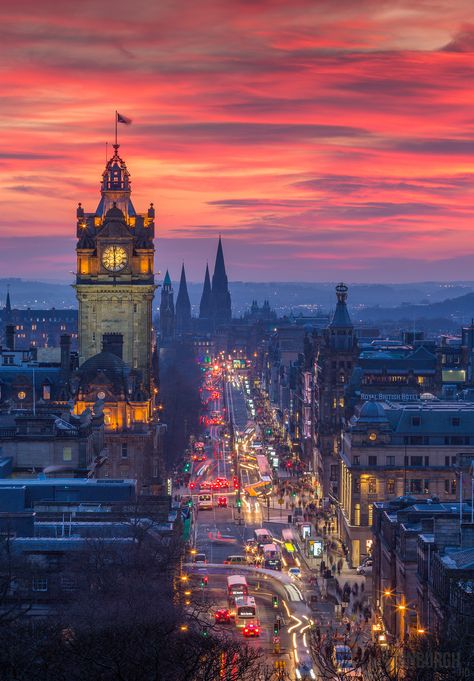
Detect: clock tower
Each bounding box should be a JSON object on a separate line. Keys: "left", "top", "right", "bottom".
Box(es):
{"left": 74, "top": 144, "right": 156, "bottom": 390}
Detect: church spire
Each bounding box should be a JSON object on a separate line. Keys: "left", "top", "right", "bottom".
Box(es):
{"left": 5, "top": 287, "right": 11, "bottom": 313}
{"left": 163, "top": 269, "right": 172, "bottom": 290}
{"left": 199, "top": 263, "right": 212, "bottom": 320}
{"left": 159, "top": 270, "right": 174, "bottom": 343}
{"left": 211, "top": 237, "right": 232, "bottom": 326}
{"left": 175, "top": 264, "right": 192, "bottom": 335}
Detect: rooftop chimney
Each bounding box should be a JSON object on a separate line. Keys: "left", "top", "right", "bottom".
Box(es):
{"left": 60, "top": 334, "right": 71, "bottom": 377}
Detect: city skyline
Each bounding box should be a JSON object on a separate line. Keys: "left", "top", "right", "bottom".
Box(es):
{"left": 0, "top": 1, "right": 473, "bottom": 282}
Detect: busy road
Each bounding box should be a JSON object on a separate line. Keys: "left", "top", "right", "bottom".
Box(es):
{"left": 175, "top": 357, "right": 372, "bottom": 680}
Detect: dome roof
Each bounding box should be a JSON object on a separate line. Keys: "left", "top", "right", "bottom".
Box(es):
{"left": 104, "top": 204, "right": 125, "bottom": 221}
{"left": 79, "top": 351, "right": 128, "bottom": 379}
{"left": 359, "top": 400, "right": 387, "bottom": 420}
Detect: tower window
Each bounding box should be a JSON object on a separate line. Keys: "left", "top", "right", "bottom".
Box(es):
{"left": 121, "top": 443, "right": 128, "bottom": 459}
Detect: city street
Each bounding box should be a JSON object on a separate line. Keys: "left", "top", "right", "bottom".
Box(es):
{"left": 176, "top": 358, "right": 373, "bottom": 680}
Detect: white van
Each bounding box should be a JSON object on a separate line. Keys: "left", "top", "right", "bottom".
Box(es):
{"left": 223, "top": 555, "right": 248, "bottom": 566}
{"left": 198, "top": 494, "right": 213, "bottom": 510}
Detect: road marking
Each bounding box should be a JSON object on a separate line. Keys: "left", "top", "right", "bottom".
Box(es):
{"left": 288, "top": 615, "right": 302, "bottom": 634}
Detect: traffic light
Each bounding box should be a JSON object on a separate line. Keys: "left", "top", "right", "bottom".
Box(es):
{"left": 200, "top": 575, "right": 208, "bottom": 587}
{"left": 272, "top": 595, "right": 279, "bottom": 609}
{"left": 273, "top": 620, "right": 280, "bottom": 635}
{"left": 236, "top": 496, "right": 242, "bottom": 508}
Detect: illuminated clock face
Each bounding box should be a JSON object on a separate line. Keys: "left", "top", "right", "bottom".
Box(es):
{"left": 102, "top": 245, "right": 128, "bottom": 272}
{"left": 369, "top": 431, "right": 377, "bottom": 441}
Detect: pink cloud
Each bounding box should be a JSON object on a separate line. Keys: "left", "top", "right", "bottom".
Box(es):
{"left": 0, "top": 0, "right": 473, "bottom": 281}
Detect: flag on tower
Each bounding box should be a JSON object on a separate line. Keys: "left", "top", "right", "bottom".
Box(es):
{"left": 117, "top": 112, "right": 132, "bottom": 125}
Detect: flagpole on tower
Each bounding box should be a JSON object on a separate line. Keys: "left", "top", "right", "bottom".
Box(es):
{"left": 115, "top": 110, "right": 118, "bottom": 147}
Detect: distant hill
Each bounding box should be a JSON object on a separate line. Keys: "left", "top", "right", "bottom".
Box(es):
{"left": 356, "top": 291, "right": 474, "bottom": 324}
{"left": 1, "top": 278, "right": 474, "bottom": 321}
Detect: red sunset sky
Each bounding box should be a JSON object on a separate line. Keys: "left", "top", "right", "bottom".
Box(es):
{"left": 0, "top": 0, "right": 473, "bottom": 283}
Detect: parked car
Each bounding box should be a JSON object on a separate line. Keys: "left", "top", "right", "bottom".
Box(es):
{"left": 356, "top": 559, "right": 373, "bottom": 575}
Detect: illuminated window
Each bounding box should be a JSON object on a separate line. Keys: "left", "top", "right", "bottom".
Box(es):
{"left": 354, "top": 504, "right": 361, "bottom": 526}
{"left": 386, "top": 479, "right": 395, "bottom": 495}
{"left": 339, "top": 397, "right": 344, "bottom": 408}
{"left": 42, "top": 385, "right": 51, "bottom": 400}
{"left": 368, "top": 477, "right": 377, "bottom": 494}
{"left": 368, "top": 504, "right": 373, "bottom": 526}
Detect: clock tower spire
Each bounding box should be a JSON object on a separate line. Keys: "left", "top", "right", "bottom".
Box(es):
{"left": 74, "top": 146, "right": 156, "bottom": 391}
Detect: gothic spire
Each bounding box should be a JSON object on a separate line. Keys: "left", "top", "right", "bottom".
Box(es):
{"left": 5, "top": 287, "right": 11, "bottom": 313}
{"left": 159, "top": 270, "right": 175, "bottom": 343}
{"left": 163, "top": 269, "right": 172, "bottom": 290}
{"left": 175, "top": 263, "right": 192, "bottom": 335}
{"left": 211, "top": 237, "right": 232, "bottom": 325}
{"left": 199, "top": 263, "right": 212, "bottom": 319}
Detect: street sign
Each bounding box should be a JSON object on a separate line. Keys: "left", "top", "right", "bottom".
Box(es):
{"left": 272, "top": 636, "right": 280, "bottom": 644}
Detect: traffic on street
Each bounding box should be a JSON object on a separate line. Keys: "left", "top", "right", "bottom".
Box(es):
{"left": 174, "top": 355, "right": 373, "bottom": 680}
